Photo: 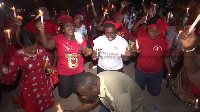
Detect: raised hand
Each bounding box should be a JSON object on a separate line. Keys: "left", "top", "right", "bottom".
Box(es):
{"left": 125, "top": 46, "right": 131, "bottom": 57}
{"left": 92, "top": 50, "right": 98, "bottom": 60}
{"left": 85, "top": 48, "right": 92, "bottom": 56}
{"left": 172, "top": 36, "right": 178, "bottom": 48}
{"left": 35, "top": 21, "right": 45, "bottom": 31}
{"left": 180, "top": 29, "right": 198, "bottom": 50}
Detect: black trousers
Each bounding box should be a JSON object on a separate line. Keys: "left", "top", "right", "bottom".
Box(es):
{"left": 58, "top": 71, "right": 85, "bottom": 99}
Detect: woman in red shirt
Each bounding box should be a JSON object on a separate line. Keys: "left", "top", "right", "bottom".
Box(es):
{"left": 131, "top": 16, "right": 171, "bottom": 96}
{"left": 36, "top": 15, "right": 92, "bottom": 98}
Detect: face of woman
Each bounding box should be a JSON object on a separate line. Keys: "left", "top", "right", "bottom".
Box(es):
{"left": 23, "top": 42, "right": 38, "bottom": 55}
{"left": 63, "top": 23, "right": 75, "bottom": 36}
{"left": 148, "top": 27, "right": 159, "bottom": 40}
{"left": 114, "top": 16, "right": 122, "bottom": 23}
{"left": 105, "top": 27, "right": 116, "bottom": 41}
{"left": 73, "top": 16, "right": 80, "bottom": 24}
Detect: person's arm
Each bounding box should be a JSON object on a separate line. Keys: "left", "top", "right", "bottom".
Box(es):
{"left": 164, "top": 56, "right": 172, "bottom": 74}
{"left": 181, "top": 29, "right": 200, "bottom": 89}
{"left": 63, "top": 99, "right": 100, "bottom": 112}
{"left": 131, "top": 17, "right": 146, "bottom": 33}
{"left": 36, "top": 21, "right": 57, "bottom": 50}
{"left": 82, "top": 46, "right": 92, "bottom": 57}
{"left": 121, "top": 46, "right": 130, "bottom": 61}
{"left": 15, "top": 19, "right": 21, "bottom": 45}
{"left": 83, "top": 34, "right": 88, "bottom": 42}
{"left": 96, "top": 16, "right": 105, "bottom": 31}
{"left": 91, "top": 2, "right": 100, "bottom": 23}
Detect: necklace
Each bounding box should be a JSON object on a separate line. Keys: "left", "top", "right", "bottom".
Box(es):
{"left": 23, "top": 49, "right": 39, "bottom": 61}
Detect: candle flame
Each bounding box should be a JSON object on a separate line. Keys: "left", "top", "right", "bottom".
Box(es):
{"left": 104, "top": 9, "right": 108, "bottom": 15}
{"left": 57, "top": 104, "right": 61, "bottom": 110}
{"left": 112, "top": 4, "right": 114, "bottom": 9}
{"left": 39, "top": 10, "right": 43, "bottom": 16}
{"left": 17, "top": 15, "right": 23, "bottom": 20}
{"left": 4, "top": 29, "right": 11, "bottom": 33}
{"left": 179, "top": 31, "right": 182, "bottom": 34}
{"left": 196, "top": 99, "right": 198, "bottom": 102}
{"left": 87, "top": 5, "right": 89, "bottom": 8}
{"left": 10, "top": 6, "right": 15, "bottom": 11}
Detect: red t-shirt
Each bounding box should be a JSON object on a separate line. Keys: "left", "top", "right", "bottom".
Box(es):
{"left": 117, "top": 26, "right": 130, "bottom": 39}
{"left": 52, "top": 34, "right": 87, "bottom": 76}
{"left": 0, "top": 42, "right": 18, "bottom": 66}
{"left": 136, "top": 25, "right": 148, "bottom": 38}
{"left": 26, "top": 19, "right": 56, "bottom": 35}
{"left": 133, "top": 36, "right": 170, "bottom": 74}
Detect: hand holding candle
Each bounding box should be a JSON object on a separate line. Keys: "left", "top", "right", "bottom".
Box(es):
{"left": 103, "top": 9, "right": 108, "bottom": 16}
{"left": 189, "top": 14, "right": 200, "bottom": 33}
{"left": 10, "top": 7, "right": 16, "bottom": 17}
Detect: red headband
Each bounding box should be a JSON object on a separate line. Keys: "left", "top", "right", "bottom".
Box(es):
{"left": 147, "top": 19, "right": 169, "bottom": 37}
{"left": 104, "top": 21, "right": 122, "bottom": 30}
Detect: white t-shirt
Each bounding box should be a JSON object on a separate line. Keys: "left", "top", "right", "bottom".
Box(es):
{"left": 93, "top": 35, "right": 128, "bottom": 70}
{"left": 75, "top": 24, "right": 87, "bottom": 39}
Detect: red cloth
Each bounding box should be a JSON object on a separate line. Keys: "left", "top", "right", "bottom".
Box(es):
{"left": 133, "top": 36, "right": 170, "bottom": 74}
{"left": 191, "top": 84, "right": 200, "bottom": 95}
{"left": 0, "top": 42, "right": 18, "bottom": 66}
{"left": 136, "top": 25, "right": 149, "bottom": 38}
{"left": 52, "top": 34, "right": 87, "bottom": 75}
{"left": 0, "top": 46, "right": 54, "bottom": 112}
{"left": 117, "top": 26, "right": 130, "bottom": 39}
{"left": 26, "top": 19, "right": 56, "bottom": 35}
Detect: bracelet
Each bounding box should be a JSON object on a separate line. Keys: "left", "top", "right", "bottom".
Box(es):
{"left": 181, "top": 46, "right": 195, "bottom": 52}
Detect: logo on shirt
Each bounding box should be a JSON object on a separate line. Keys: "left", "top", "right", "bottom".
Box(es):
{"left": 153, "top": 45, "right": 162, "bottom": 51}
{"left": 63, "top": 42, "right": 81, "bottom": 69}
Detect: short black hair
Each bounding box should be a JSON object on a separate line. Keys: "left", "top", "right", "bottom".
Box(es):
{"left": 59, "top": 23, "right": 64, "bottom": 34}
{"left": 147, "top": 16, "right": 160, "bottom": 26}
{"left": 19, "top": 30, "right": 36, "bottom": 47}
{"left": 77, "top": 72, "right": 98, "bottom": 90}
{"left": 104, "top": 22, "right": 115, "bottom": 29}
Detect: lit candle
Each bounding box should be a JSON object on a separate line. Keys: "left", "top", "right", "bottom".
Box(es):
{"left": 102, "top": 6, "right": 104, "bottom": 12}
{"left": 87, "top": 5, "right": 89, "bottom": 11}
{"left": 1, "top": 2, "right": 4, "bottom": 6}
{"left": 17, "top": 15, "right": 23, "bottom": 20}
{"left": 176, "top": 30, "right": 182, "bottom": 39}
{"left": 195, "top": 99, "right": 199, "bottom": 109}
{"left": 186, "top": 8, "right": 189, "bottom": 15}
{"left": 57, "top": 104, "right": 63, "bottom": 112}
{"left": 10, "top": 7, "right": 16, "bottom": 17}
{"left": 39, "top": 10, "right": 43, "bottom": 24}
{"left": 104, "top": 9, "right": 108, "bottom": 16}
{"left": 112, "top": 4, "right": 114, "bottom": 9}
{"left": 89, "top": 26, "right": 91, "bottom": 32}
{"left": 4, "top": 29, "right": 11, "bottom": 39}
{"left": 189, "top": 14, "right": 200, "bottom": 33}
{"left": 136, "top": 39, "right": 139, "bottom": 49}
{"left": 67, "top": 10, "right": 69, "bottom": 15}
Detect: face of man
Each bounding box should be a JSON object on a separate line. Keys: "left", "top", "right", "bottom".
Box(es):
{"left": 105, "top": 27, "right": 116, "bottom": 41}
{"left": 77, "top": 86, "right": 99, "bottom": 101}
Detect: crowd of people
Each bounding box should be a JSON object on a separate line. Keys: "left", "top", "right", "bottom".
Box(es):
{"left": 0, "top": 0, "right": 200, "bottom": 112}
